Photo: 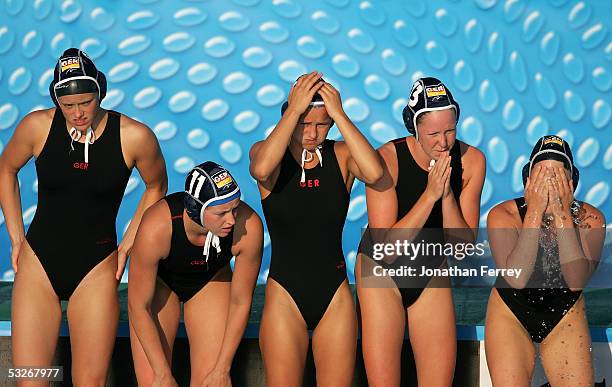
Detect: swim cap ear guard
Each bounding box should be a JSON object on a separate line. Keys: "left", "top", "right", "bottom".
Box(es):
{"left": 521, "top": 135, "right": 579, "bottom": 191}
{"left": 49, "top": 48, "right": 107, "bottom": 107}
{"left": 402, "top": 77, "right": 460, "bottom": 139}
{"left": 280, "top": 77, "right": 335, "bottom": 128}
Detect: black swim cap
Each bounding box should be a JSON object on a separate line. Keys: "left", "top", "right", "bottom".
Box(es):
{"left": 402, "top": 77, "right": 460, "bottom": 137}
{"left": 522, "top": 135, "right": 579, "bottom": 190}
{"left": 184, "top": 161, "right": 241, "bottom": 227}
{"left": 49, "top": 48, "right": 107, "bottom": 106}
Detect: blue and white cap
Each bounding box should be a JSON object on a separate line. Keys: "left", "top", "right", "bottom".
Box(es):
{"left": 184, "top": 161, "right": 241, "bottom": 259}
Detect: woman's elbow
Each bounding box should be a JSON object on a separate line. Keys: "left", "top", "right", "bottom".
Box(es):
{"left": 369, "top": 165, "right": 384, "bottom": 184}
{"left": 360, "top": 165, "right": 384, "bottom": 185}
{"left": 249, "top": 163, "right": 269, "bottom": 182}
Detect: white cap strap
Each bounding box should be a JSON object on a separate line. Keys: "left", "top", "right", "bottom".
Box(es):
{"left": 300, "top": 145, "right": 323, "bottom": 184}
{"left": 203, "top": 231, "right": 221, "bottom": 264}
{"left": 69, "top": 127, "right": 95, "bottom": 163}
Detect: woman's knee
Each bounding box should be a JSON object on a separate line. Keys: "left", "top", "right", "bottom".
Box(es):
{"left": 71, "top": 369, "right": 108, "bottom": 387}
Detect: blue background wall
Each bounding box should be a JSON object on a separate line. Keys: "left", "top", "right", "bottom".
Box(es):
{"left": 0, "top": 0, "right": 610, "bottom": 284}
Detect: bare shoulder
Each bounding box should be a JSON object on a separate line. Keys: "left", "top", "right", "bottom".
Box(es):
{"left": 332, "top": 141, "right": 351, "bottom": 178}
{"left": 333, "top": 140, "right": 348, "bottom": 154}
{"left": 577, "top": 201, "right": 606, "bottom": 229}
{"left": 487, "top": 199, "right": 520, "bottom": 228}
{"left": 9, "top": 108, "right": 55, "bottom": 154}
{"left": 119, "top": 114, "right": 155, "bottom": 143}
{"left": 26, "top": 108, "right": 55, "bottom": 123}
{"left": 233, "top": 201, "right": 263, "bottom": 252}
{"left": 236, "top": 201, "right": 263, "bottom": 233}
{"left": 378, "top": 140, "right": 396, "bottom": 158}
{"left": 117, "top": 114, "right": 162, "bottom": 170}
{"left": 368, "top": 140, "right": 399, "bottom": 190}
{"left": 458, "top": 140, "right": 486, "bottom": 167}
{"left": 333, "top": 140, "right": 345, "bottom": 158}
{"left": 138, "top": 198, "right": 172, "bottom": 242}
{"left": 16, "top": 108, "right": 54, "bottom": 133}
{"left": 377, "top": 140, "right": 399, "bottom": 167}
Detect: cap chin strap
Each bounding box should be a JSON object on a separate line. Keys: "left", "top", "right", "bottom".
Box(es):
{"left": 69, "top": 127, "right": 95, "bottom": 163}
{"left": 200, "top": 206, "right": 221, "bottom": 264}
{"left": 203, "top": 231, "right": 221, "bottom": 263}
{"left": 300, "top": 146, "right": 323, "bottom": 184}
{"left": 197, "top": 186, "right": 241, "bottom": 264}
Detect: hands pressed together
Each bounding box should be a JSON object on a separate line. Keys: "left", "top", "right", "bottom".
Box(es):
{"left": 425, "top": 151, "right": 452, "bottom": 202}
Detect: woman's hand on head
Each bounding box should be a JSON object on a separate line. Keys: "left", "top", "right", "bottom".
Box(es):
{"left": 285, "top": 72, "right": 324, "bottom": 116}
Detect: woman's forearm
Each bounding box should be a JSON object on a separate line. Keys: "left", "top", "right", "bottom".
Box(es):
{"left": 334, "top": 114, "right": 382, "bottom": 183}
{"left": 0, "top": 170, "right": 25, "bottom": 245}
{"left": 555, "top": 215, "right": 594, "bottom": 289}
{"left": 504, "top": 212, "right": 542, "bottom": 288}
{"left": 122, "top": 183, "right": 166, "bottom": 246}
{"left": 210, "top": 297, "right": 253, "bottom": 371}
{"left": 128, "top": 304, "right": 173, "bottom": 376}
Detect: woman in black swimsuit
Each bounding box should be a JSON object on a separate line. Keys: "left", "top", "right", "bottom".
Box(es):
{"left": 0, "top": 48, "right": 167, "bottom": 385}
{"left": 250, "top": 72, "right": 382, "bottom": 386}
{"left": 128, "top": 162, "right": 262, "bottom": 386}
{"left": 485, "top": 135, "right": 605, "bottom": 386}
{"left": 358, "top": 77, "right": 485, "bottom": 386}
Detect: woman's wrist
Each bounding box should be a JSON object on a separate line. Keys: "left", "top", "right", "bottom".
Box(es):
{"left": 10, "top": 234, "right": 24, "bottom": 246}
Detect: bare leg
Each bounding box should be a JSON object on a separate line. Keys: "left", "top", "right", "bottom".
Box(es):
{"left": 129, "top": 279, "right": 180, "bottom": 386}
{"left": 356, "top": 254, "right": 405, "bottom": 387}
{"left": 407, "top": 286, "right": 456, "bottom": 387}
{"left": 259, "top": 279, "right": 309, "bottom": 387}
{"left": 485, "top": 289, "right": 536, "bottom": 387}
{"left": 11, "top": 241, "right": 62, "bottom": 387}
{"left": 540, "top": 296, "right": 593, "bottom": 387}
{"left": 183, "top": 277, "right": 231, "bottom": 387}
{"left": 311, "top": 280, "right": 357, "bottom": 387}
{"left": 66, "top": 252, "right": 119, "bottom": 387}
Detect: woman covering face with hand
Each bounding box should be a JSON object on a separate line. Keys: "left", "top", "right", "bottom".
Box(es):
{"left": 485, "top": 135, "right": 605, "bottom": 387}
{"left": 250, "top": 72, "right": 382, "bottom": 387}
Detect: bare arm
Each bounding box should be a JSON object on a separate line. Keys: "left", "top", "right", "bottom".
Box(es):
{"left": 317, "top": 83, "right": 382, "bottom": 185}
{"left": 487, "top": 202, "right": 542, "bottom": 288}
{"left": 547, "top": 166, "right": 605, "bottom": 289}
{"left": 117, "top": 117, "right": 168, "bottom": 280}
{"left": 367, "top": 143, "right": 442, "bottom": 230}
{"left": 365, "top": 143, "right": 449, "bottom": 264}
{"left": 442, "top": 145, "right": 486, "bottom": 242}
{"left": 127, "top": 202, "right": 173, "bottom": 379}
{"left": 489, "top": 165, "right": 553, "bottom": 288}
{"left": 205, "top": 204, "right": 263, "bottom": 382}
{"left": 556, "top": 207, "right": 605, "bottom": 290}
{"left": 249, "top": 72, "right": 324, "bottom": 185}
{"left": 0, "top": 111, "right": 47, "bottom": 272}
